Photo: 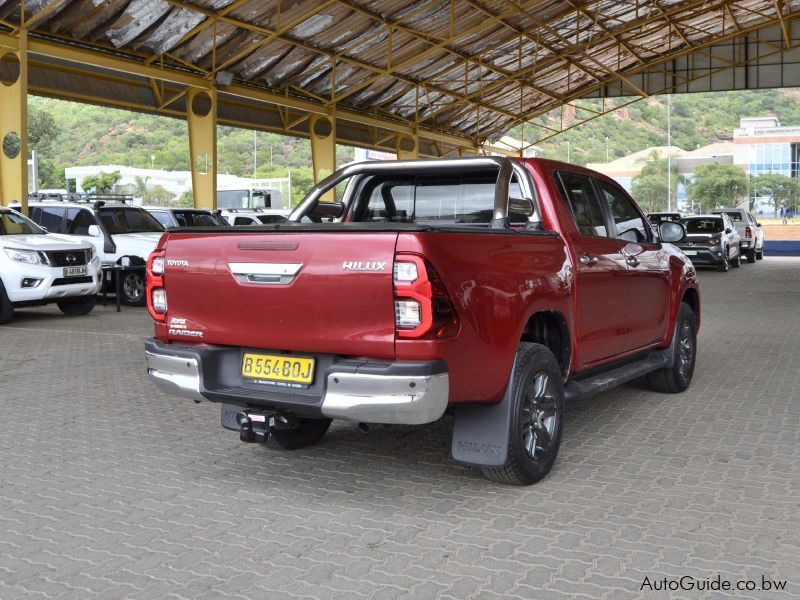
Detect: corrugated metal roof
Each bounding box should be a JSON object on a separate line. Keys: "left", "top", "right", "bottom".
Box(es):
{"left": 1, "top": 0, "right": 799, "bottom": 149}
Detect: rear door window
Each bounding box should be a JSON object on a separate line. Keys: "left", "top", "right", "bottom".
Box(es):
{"left": 65, "top": 208, "right": 97, "bottom": 234}
{"left": 556, "top": 172, "right": 609, "bottom": 237}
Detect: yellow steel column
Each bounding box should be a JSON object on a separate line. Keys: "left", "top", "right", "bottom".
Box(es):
{"left": 0, "top": 33, "right": 28, "bottom": 212}
{"left": 310, "top": 114, "right": 335, "bottom": 201}
{"left": 396, "top": 134, "right": 418, "bottom": 160}
{"left": 187, "top": 87, "right": 217, "bottom": 209}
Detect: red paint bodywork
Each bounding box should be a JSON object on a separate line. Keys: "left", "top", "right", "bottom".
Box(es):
{"left": 151, "top": 158, "right": 700, "bottom": 405}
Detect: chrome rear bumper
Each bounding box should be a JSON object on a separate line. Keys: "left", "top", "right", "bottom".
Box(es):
{"left": 144, "top": 339, "right": 448, "bottom": 425}
{"left": 322, "top": 371, "right": 448, "bottom": 425}
{"left": 145, "top": 349, "right": 204, "bottom": 402}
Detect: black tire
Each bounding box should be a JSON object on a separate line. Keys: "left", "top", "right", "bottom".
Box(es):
{"left": 481, "top": 343, "right": 564, "bottom": 486}
{"left": 716, "top": 247, "right": 729, "bottom": 272}
{"left": 57, "top": 295, "right": 97, "bottom": 316}
{"left": 756, "top": 249, "right": 764, "bottom": 260}
{"left": 731, "top": 248, "right": 741, "bottom": 268}
{"left": 270, "top": 418, "right": 332, "bottom": 450}
{"left": 647, "top": 302, "right": 697, "bottom": 394}
{"left": 0, "top": 281, "right": 13, "bottom": 325}
{"left": 120, "top": 271, "right": 146, "bottom": 307}
{"left": 746, "top": 249, "right": 756, "bottom": 264}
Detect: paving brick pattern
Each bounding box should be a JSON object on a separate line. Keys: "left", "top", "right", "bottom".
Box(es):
{"left": 1, "top": 258, "right": 798, "bottom": 599}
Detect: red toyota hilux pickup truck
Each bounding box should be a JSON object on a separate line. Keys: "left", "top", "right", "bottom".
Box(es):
{"left": 144, "top": 157, "right": 699, "bottom": 485}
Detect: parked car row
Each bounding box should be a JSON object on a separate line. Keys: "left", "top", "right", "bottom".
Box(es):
{"left": 1, "top": 198, "right": 302, "bottom": 323}
{"left": 648, "top": 208, "right": 765, "bottom": 272}
{"left": 0, "top": 207, "right": 101, "bottom": 324}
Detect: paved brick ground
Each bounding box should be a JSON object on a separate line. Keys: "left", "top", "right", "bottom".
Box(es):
{"left": 1, "top": 258, "right": 798, "bottom": 600}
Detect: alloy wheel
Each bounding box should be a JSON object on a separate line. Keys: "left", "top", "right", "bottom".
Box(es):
{"left": 677, "top": 321, "right": 695, "bottom": 380}
{"left": 123, "top": 273, "right": 144, "bottom": 302}
{"left": 520, "top": 372, "right": 559, "bottom": 461}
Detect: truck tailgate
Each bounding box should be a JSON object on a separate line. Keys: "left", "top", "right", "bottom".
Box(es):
{"left": 162, "top": 232, "right": 398, "bottom": 359}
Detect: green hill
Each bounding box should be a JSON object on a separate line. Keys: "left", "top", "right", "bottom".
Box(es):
{"left": 28, "top": 88, "right": 800, "bottom": 193}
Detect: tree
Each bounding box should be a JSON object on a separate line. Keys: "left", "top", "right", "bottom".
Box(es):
{"left": 686, "top": 163, "right": 748, "bottom": 212}
{"left": 177, "top": 191, "right": 193, "bottom": 207}
{"left": 130, "top": 175, "right": 151, "bottom": 199}
{"left": 751, "top": 173, "right": 800, "bottom": 216}
{"left": 28, "top": 108, "right": 61, "bottom": 156}
{"left": 143, "top": 184, "right": 175, "bottom": 205}
{"left": 630, "top": 150, "right": 685, "bottom": 213}
{"left": 81, "top": 170, "right": 121, "bottom": 194}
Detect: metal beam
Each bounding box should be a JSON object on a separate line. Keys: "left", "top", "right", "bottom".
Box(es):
{"left": 187, "top": 87, "right": 217, "bottom": 210}
{"left": 0, "top": 30, "right": 28, "bottom": 212}
{"left": 0, "top": 32, "right": 482, "bottom": 153}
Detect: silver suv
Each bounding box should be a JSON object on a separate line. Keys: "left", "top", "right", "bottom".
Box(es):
{"left": 710, "top": 208, "right": 764, "bottom": 262}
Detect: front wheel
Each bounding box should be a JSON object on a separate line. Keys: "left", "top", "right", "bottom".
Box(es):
{"left": 120, "top": 271, "right": 145, "bottom": 307}
{"left": 270, "top": 418, "right": 332, "bottom": 450}
{"left": 0, "top": 281, "right": 13, "bottom": 325}
{"left": 717, "top": 247, "right": 729, "bottom": 272}
{"left": 647, "top": 302, "right": 697, "bottom": 393}
{"left": 731, "top": 248, "right": 741, "bottom": 268}
{"left": 57, "top": 295, "right": 97, "bottom": 316}
{"left": 482, "top": 343, "right": 564, "bottom": 486}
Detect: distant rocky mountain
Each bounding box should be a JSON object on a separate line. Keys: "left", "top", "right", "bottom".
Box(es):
{"left": 29, "top": 88, "right": 800, "bottom": 188}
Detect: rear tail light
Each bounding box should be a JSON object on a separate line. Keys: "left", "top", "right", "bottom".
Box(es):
{"left": 395, "top": 299, "right": 422, "bottom": 328}
{"left": 393, "top": 254, "right": 458, "bottom": 339}
{"left": 151, "top": 255, "right": 165, "bottom": 276}
{"left": 146, "top": 249, "right": 167, "bottom": 322}
{"left": 746, "top": 226, "right": 752, "bottom": 238}
{"left": 152, "top": 288, "right": 168, "bottom": 314}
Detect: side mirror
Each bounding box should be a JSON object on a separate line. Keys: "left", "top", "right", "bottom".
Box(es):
{"left": 725, "top": 227, "right": 732, "bottom": 234}
{"left": 659, "top": 221, "right": 685, "bottom": 243}
{"left": 756, "top": 222, "right": 761, "bottom": 227}
{"left": 309, "top": 202, "right": 344, "bottom": 219}
{"left": 508, "top": 197, "right": 535, "bottom": 217}
{"left": 87, "top": 225, "right": 102, "bottom": 237}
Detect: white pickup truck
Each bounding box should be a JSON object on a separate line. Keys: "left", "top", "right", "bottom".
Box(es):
{"left": 710, "top": 208, "right": 765, "bottom": 262}
{"left": 0, "top": 207, "right": 101, "bottom": 324}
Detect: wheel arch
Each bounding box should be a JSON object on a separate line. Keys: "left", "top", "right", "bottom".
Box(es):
{"left": 519, "top": 310, "right": 571, "bottom": 377}
{"left": 682, "top": 287, "right": 700, "bottom": 327}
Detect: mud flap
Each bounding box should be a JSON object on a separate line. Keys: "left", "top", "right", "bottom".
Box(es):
{"left": 450, "top": 366, "right": 514, "bottom": 468}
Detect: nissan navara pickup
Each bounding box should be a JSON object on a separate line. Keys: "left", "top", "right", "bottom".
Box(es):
{"left": 144, "top": 158, "right": 700, "bottom": 485}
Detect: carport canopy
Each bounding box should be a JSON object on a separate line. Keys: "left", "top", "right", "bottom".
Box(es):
{"left": 1, "top": 0, "right": 799, "bottom": 209}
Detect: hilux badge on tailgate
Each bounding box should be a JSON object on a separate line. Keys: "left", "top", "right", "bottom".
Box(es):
{"left": 342, "top": 261, "right": 387, "bottom": 272}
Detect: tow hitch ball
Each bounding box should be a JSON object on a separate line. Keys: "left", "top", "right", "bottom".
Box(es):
{"left": 236, "top": 411, "right": 270, "bottom": 444}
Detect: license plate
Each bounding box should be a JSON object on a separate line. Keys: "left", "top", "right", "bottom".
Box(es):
{"left": 241, "top": 353, "right": 315, "bottom": 385}
{"left": 63, "top": 266, "right": 87, "bottom": 277}
{"left": 683, "top": 250, "right": 697, "bottom": 256}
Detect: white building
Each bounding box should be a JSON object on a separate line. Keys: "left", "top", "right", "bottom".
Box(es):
{"left": 64, "top": 165, "right": 290, "bottom": 207}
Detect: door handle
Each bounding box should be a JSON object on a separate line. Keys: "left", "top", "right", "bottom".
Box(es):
{"left": 625, "top": 256, "right": 640, "bottom": 267}
{"left": 580, "top": 255, "right": 598, "bottom": 266}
